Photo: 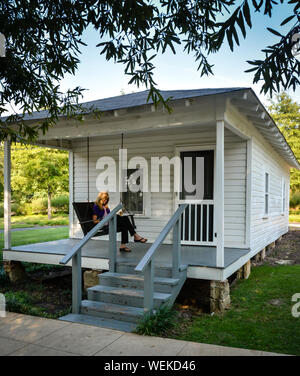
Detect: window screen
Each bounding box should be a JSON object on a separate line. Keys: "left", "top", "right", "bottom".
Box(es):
{"left": 265, "top": 172, "right": 269, "bottom": 215}
{"left": 122, "top": 169, "right": 143, "bottom": 214}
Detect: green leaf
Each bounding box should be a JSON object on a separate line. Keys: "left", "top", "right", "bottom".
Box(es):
{"left": 246, "top": 60, "right": 262, "bottom": 65}
{"left": 232, "top": 26, "right": 240, "bottom": 46}
{"left": 252, "top": 0, "right": 264, "bottom": 11}
{"left": 226, "top": 29, "right": 234, "bottom": 51}
{"left": 280, "top": 15, "right": 295, "bottom": 26}
{"left": 245, "top": 67, "right": 258, "bottom": 73}
{"left": 243, "top": 1, "right": 252, "bottom": 28}
{"left": 267, "top": 27, "right": 283, "bottom": 37}
{"left": 237, "top": 11, "right": 246, "bottom": 38}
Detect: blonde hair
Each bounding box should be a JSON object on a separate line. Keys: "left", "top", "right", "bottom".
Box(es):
{"left": 95, "top": 192, "right": 110, "bottom": 210}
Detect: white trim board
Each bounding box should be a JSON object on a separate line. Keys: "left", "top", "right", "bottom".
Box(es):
{"left": 4, "top": 248, "right": 255, "bottom": 282}
{"left": 3, "top": 251, "right": 109, "bottom": 270}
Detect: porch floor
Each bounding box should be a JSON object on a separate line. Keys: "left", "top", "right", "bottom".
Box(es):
{"left": 6, "top": 238, "right": 250, "bottom": 271}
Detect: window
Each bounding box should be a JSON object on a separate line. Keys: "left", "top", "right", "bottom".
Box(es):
{"left": 282, "top": 179, "right": 286, "bottom": 214}
{"left": 264, "top": 172, "right": 269, "bottom": 216}
{"left": 121, "top": 169, "right": 144, "bottom": 214}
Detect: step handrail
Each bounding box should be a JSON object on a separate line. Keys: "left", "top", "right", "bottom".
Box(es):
{"left": 60, "top": 202, "right": 122, "bottom": 265}
{"left": 135, "top": 204, "right": 187, "bottom": 273}
{"left": 134, "top": 204, "right": 187, "bottom": 312}
{"left": 60, "top": 202, "right": 122, "bottom": 315}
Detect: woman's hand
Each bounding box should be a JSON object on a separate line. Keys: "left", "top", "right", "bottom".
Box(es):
{"left": 92, "top": 214, "right": 100, "bottom": 224}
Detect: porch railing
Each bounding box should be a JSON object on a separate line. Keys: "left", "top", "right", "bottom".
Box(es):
{"left": 181, "top": 200, "right": 215, "bottom": 245}
{"left": 60, "top": 202, "right": 122, "bottom": 314}
{"left": 135, "top": 204, "right": 188, "bottom": 312}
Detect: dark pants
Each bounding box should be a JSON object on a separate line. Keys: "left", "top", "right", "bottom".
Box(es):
{"left": 117, "top": 215, "right": 135, "bottom": 244}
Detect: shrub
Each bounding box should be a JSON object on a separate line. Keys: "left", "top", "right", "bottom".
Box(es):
{"left": 51, "top": 194, "right": 69, "bottom": 213}
{"left": 0, "top": 263, "right": 9, "bottom": 285}
{"left": 5, "top": 291, "right": 34, "bottom": 314}
{"left": 4, "top": 290, "right": 71, "bottom": 319}
{"left": 24, "top": 263, "right": 63, "bottom": 273}
{"left": 290, "top": 192, "right": 300, "bottom": 209}
{"left": 11, "top": 202, "right": 22, "bottom": 215}
{"left": 20, "top": 198, "right": 47, "bottom": 215}
{"left": 18, "top": 202, "right": 32, "bottom": 216}
{"left": 135, "top": 304, "right": 178, "bottom": 336}
{"left": 31, "top": 198, "right": 47, "bottom": 214}
{"left": 0, "top": 202, "right": 28, "bottom": 216}
{"left": 10, "top": 195, "right": 69, "bottom": 216}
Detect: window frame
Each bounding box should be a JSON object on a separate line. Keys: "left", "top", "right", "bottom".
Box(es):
{"left": 264, "top": 171, "right": 270, "bottom": 218}
{"left": 120, "top": 167, "right": 151, "bottom": 217}
{"left": 179, "top": 149, "right": 214, "bottom": 201}
{"left": 282, "top": 178, "right": 286, "bottom": 215}
{"left": 121, "top": 168, "right": 144, "bottom": 215}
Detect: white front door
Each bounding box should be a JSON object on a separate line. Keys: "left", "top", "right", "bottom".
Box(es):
{"left": 177, "top": 147, "right": 216, "bottom": 246}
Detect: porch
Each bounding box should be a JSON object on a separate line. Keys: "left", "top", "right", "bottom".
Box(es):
{"left": 4, "top": 238, "right": 250, "bottom": 281}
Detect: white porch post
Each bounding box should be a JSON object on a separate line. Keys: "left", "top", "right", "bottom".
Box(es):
{"left": 69, "top": 150, "right": 74, "bottom": 238}
{"left": 4, "top": 139, "right": 11, "bottom": 249}
{"left": 216, "top": 120, "right": 224, "bottom": 267}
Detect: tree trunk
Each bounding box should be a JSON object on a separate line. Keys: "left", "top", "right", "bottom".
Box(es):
{"left": 47, "top": 191, "right": 52, "bottom": 220}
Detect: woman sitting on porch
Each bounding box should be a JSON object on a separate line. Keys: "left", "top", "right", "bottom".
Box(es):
{"left": 92, "top": 192, "right": 147, "bottom": 252}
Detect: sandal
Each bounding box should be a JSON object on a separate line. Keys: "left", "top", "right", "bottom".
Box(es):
{"left": 134, "top": 237, "right": 148, "bottom": 243}
{"left": 120, "top": 247, "right": 131, "bottom": 252}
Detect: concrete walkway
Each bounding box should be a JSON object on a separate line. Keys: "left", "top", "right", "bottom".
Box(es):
{"left": 0, "top": 313, "right": 284, "bottom": 356}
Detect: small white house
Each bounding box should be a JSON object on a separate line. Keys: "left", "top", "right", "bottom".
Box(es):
{"left": 2, "top": 87, "right": 300, "bottom": 323}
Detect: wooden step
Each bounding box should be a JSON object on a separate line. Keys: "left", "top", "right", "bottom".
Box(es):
{"left": 59, "top": 260, "right": 187, "bottom": 331}
{"left": 99, "top": 272, "right": 180, "bottom": 293}
{"left": 116, "top": 262, "right": 188, "bottom": 278}
{"left": 81, "top": 300, "right": 144, "bottom": 323}
{"left": 87, "top": 285, "right": 172, "bottom": 308}
{"left": 59, "top": 313, "right": 136, "bottom": 332}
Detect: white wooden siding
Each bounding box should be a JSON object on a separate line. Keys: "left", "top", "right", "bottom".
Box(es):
{"left": 250, "top": 136, "right": 289, "bottom": 253}
{"left": 71, "top": 124, "right": 247, "bottom": 246}
{"left": 224, "top": 140, "right": 247, "bottom": 247}
{"left": 225, "top": 102, "right": 290, "bottom": 254}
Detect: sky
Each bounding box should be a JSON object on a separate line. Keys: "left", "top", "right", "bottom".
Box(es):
{"left": 59, "top": 2, "right": 300, "bottom": 109}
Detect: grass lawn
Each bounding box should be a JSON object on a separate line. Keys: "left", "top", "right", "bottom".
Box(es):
{"left": 0, "top": 227, "right": 69, "bottom": 261}
{"left": 0, "top": 214, "right": 69, "bottom": 229}
{"left": 289, "top": 214, "right": 300, "bottom": 223}
{"left": 171, "top": 265, "right": 300, "bottom": 355}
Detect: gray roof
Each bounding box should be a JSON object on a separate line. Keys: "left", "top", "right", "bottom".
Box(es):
{"left": 3, "top": 87, "right": 246, "bottom": 121}
{"left": 2, "top": 86, "right": 299, "bottom": 169}
{"left": 81, "top": 87, "right": 246, "bottom": 113}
